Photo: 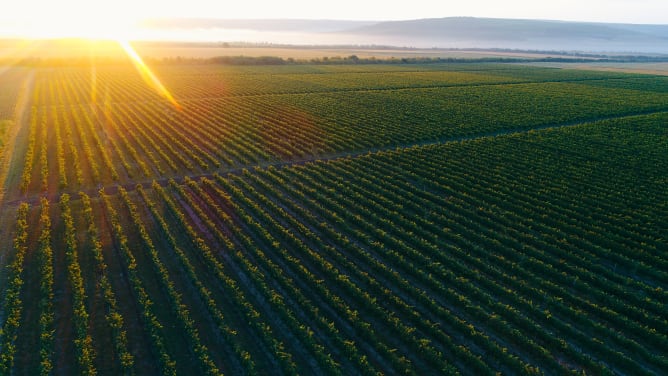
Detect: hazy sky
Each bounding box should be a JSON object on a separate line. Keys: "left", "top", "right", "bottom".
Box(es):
{"left": 2, "top": 0, "right": 667, "bottom": 23}
{"left": 0, "top": 0, "right": 666, "bottom": 39}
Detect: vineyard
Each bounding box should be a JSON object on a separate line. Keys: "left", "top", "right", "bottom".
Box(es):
{"left": 0, "top": 61, "right": 666, "bottom": 375}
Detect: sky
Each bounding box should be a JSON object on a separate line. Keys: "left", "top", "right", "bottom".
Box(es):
{"left": 3, "top": 0, "right": 667, "bottom": 22}
{"left": 0, "top": 0, "right": 666, "bottom": 39}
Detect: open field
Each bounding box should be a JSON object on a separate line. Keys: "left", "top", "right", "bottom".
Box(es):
{"left": 130, "top": 46, "right": 578, "bottom": 60}
{"left": 525, "top": 61, "right": 668, "bottom": 76}
{"left": 0, "top": 39, "right": 607, "bottom": 61}
{"left": 0, "top": 58, "right": 666, "bottom": 375}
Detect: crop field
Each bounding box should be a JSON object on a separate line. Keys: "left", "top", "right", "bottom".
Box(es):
{"left": 0, "top": 61, "right": 666, "bottom": 375}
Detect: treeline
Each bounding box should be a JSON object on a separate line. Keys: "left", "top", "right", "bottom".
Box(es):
{"left": 150, "top": 55, "right": 668, "bottom": 66}
{"left": 6, "top": 54, "right": 668, "bottom": 67}
{"left": 3, "top": 55, "right": 528, "bottom": 67}
{"left": 165, "top": 55, "right": 530, "bottom": 65}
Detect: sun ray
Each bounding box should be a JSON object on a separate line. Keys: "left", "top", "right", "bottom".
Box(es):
{"left": 118, "top": 40, "right": 180, "bottom": 110}
{"left": 90, "top": 66, "right": 97, "bottom": 105}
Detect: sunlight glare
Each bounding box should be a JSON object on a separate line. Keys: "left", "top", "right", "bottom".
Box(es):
{"left": 2, "top": 14, "right": 137, "bottom": 41}
{"left": 119, "top": 40, "right": 180, "bottom": 110}
{"left": 90, "top": 66, "right": 97, "bottom": 105}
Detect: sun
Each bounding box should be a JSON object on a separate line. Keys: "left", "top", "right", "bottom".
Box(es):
{"left": 1, "top": 0, "right": 183, "bottom": 109}
{"left": 2, "top": 0, "right": 141, "bottom": 40}
{"left": 36, "top": 16, "right": 138, "bottom": 40}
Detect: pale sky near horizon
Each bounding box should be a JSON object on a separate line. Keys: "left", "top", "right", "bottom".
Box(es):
{"left": 2, "top": 0, "right": 668, "bottom": 23}
{"left": 1, "top": 0, "right": 666, "bottom": 39}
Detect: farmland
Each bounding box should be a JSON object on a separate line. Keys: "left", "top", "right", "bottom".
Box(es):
{"left": 0, "top": 60, "right": 666, "bottom": 375}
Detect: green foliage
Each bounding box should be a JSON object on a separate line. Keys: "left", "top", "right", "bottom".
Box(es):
{"left": 37, "top": 198, "right": 54, "bottom": 376}
{"left": 0, "top": 120, "right": 12, "bottom": 147}
{"left": 2, "top": 63, "right": 666, "bottom": 374}
{"left": 0, "top": 203, "right": 29, "bottom": 374}
{"left": 60, "top": 194, "right": 97, "bottom": 375}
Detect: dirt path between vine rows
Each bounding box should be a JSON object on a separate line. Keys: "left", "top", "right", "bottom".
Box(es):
{"left": 0, "top": 69, "right": 34, "bottom": 206}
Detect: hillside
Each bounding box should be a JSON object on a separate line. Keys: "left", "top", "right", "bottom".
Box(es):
{"left": 139, "top": 17, "right": 668, "bottom": 53}
{"left": 345, "top": 17, "right": 668, "bottom": 52}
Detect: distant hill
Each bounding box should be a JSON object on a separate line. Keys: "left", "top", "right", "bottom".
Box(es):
{"left": 138, "top": 17, "right": 668, "bottom": 54}
{"left": 140, "top": 18, "right": 376, "bottom": 33}
{"left": 343, "top": 17, "right": 668, "bottom": 53}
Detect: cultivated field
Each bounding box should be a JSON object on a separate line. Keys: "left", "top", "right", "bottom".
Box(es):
{"left": 0, "top": 60, "right": 666, "bottom": 375}
{"left": 0, "top": 39, "right": 584, "bottom": 61}
{"left": 526, "top": 61, "right": 668, "bottom": 76}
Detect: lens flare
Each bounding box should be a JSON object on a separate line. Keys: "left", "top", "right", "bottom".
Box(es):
{"left": 90, "top": 66, "right": 97, "bottom": 105}
{"left": 118, "top": 40, "right": 180, "bottom": 110}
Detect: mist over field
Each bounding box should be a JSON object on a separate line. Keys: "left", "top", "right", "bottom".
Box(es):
{"left": 138, "top": 17, "right": 668, "bottom": 53}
